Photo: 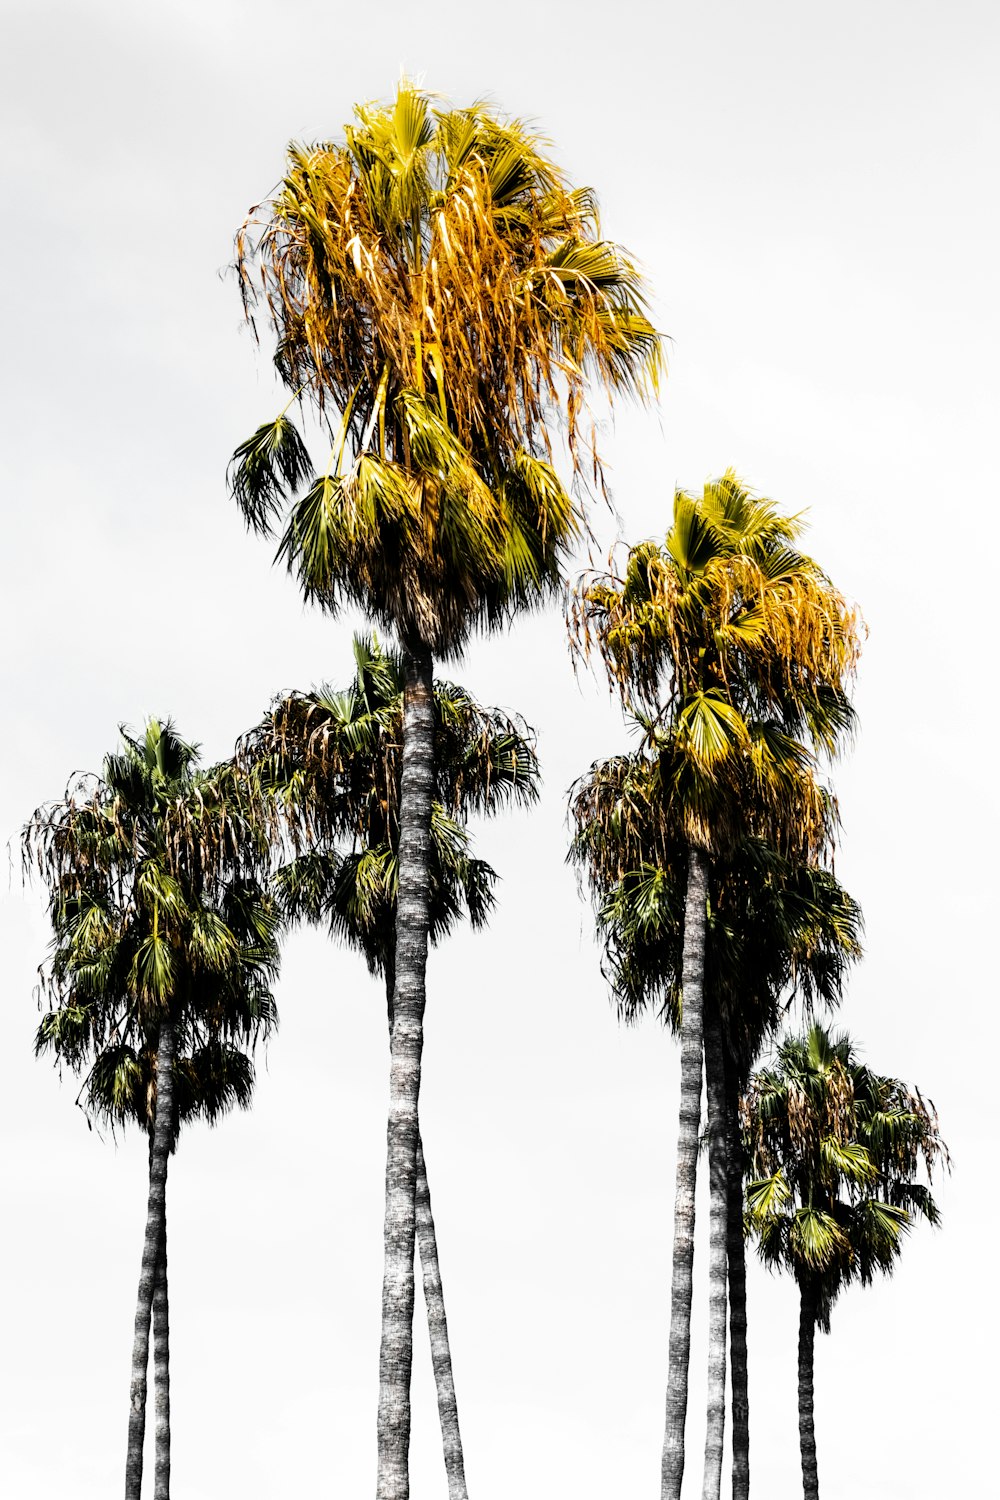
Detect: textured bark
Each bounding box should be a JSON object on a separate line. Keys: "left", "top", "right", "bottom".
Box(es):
{"left": 384, "top": 973, "right": 469, "bottom": 1500}
{"left": 153, "top": 1222, "right": 170, "bottom": 1500}
{"left": 661, "top": 844, "right": 709, "bottom": 1500}
{"left": 377, "top": 642, "right": 435, "bottom": 1500}
{"left": 416, "top": 1139, "right": 469, "bottom": 1499}
{"left": 125, "top": 1017, "right": 175, "bottom": 1500}
{"left": 797, "top": 1282, "right": 819, "bottom": 1500}
{"left": 725, "top": 1058, "right": 750, "bottom": 1500}
{"left": 700, "top": 1003, "right": 728, "bottom": 1500}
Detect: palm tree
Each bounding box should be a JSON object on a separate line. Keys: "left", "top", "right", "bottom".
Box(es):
{"left": 744, "top": 1024, "right": 946, "bottom": 1500}
{"left": 241, "top": 632, "right": 539, "bottom": 1499}
{"left": 571, "top": 746, "right": 863, "bottom": 1500}
{"left": 26, "top": 720, "right": 278, "bottom": 1500}
{"left": 230, "top": 80, "right": 659, "bottom": 1499}
{"left": 573, "top": 473, "right": 862, "bottom": 1500}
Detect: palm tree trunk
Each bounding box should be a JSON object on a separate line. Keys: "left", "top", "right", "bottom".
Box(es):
{"left": 383, "top": 970, "right": 469, "bottom": 1500}
{"left": 416, "top": 1138, "right": 469, "bottom": 1500}
{"left": 153, "top": 1222, "right": 170, "bottom": 1499}
{"left": 797, "top": 1281, "right": 819, "bottom": 1500}
{"left": 700, "top": 1001, "right": 727, "bottom": 1500}
{"left": 377, "top": 640, "right": 435, "bottom": 1500}
{"left": 125, "top": 1016, "right": 175, "bottom": 1500}
{"left": 725, "top": 1056, "right": 750, "bottom": 1500}
{"left": 661, "top": 843, "right": 709, "bottom": 1500}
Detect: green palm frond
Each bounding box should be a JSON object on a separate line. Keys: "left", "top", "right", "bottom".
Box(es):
{"left": 132, "top": 931, "right": 175, "bottom": 1006}
{"left": 789, "top": 1206, "right": 851, "bottom": 1272}
{"left": 746, "top": 1170, "right": 791, "bottom": 1220}
{"left": 187, "top": 909, "right": 240, "bottom": 972}
{"left": 228, "top": 413, "right": 313, "bottom": 537}
{"left": 676, "top": 690, "right": 750, "bottom": 769}
{"left": 275, "top": 851, "right": 342, "bottom": 927}
{"left": 819, "top": 1136, "right": 878, "bottom": 1186}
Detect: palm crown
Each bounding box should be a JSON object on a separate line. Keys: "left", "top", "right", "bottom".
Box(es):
{"left": 231, "top": 82, "right": 660, "bottom": 653}
{"left": 744, "top": 1024, "right": 946, "bottom": 1327}
{"left": 27, "top": 720, "right": 279, "bottom": 1089}
{"left": 575, "top": 472, "right": 862, "bottom": 853}
{"left": 240, "top": 633, "right": 539, "bottom": 979}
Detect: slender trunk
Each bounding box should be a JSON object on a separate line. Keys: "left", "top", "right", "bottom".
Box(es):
{"left": 700, "top": 1002, "right": 728, "bottom": 1500}
{"left": 153, "top": 1219, "right": 170, "bottom": 1500}
{"left": 125, "top": 1017, "right": 175, "bottom": 1500}
{"left": 416, "top": 1139, "right": 469, "bottom": 1500}
{"left": 661, "top": 844, "right": 709, "bottom": 1500}
{"left": 377, "top": 641, "right": 435, "bottom": 1500}
{"left": 725, "top": 1056, "right": 750, "bottom": 1500}
{"left": 797, "top": 1281, "right": 819, "bottom": 1500}
{"left": 384, "top": 972, "right": 469, "bottom": 1500}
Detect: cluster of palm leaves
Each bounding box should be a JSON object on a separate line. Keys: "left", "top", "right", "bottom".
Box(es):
{"left": 25, "top": 80, "right": 946, "bottom": 1500}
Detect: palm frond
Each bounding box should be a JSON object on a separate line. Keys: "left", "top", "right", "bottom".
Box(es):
{"left": 229, "top": 414, "right": 313, "bottom": 536}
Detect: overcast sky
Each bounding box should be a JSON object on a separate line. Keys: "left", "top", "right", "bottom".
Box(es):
{"left": 2, "top": 2, "right": 996, "bottom": 1496}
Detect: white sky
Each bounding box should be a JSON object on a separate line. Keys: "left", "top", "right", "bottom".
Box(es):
{"left": 1, "top": 1, "right": 996, "bottom": 1495}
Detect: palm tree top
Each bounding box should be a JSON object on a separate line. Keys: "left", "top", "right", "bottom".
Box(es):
{"left": 575, "top": 471, "right": 862, "bottom": 746}
{"left": 745, "top": 1022, "right": 948, "bottom": 1322}
{"left": 237, "top": 81, "right": 660, "bottom": 462}
{"left": 230, "top": 81, "right": 662, "bottom": 655}
{"left": 25, "top": 718, "right": 280, "bottom": 1036}
{"left": 571, "top": 474, "right": 862, "bottom": 857}
{"left": 25, "top": 718, "right": 269, "bottom": 903}
{"left": 240, "top": 631, "right": 539, "bottom": 978}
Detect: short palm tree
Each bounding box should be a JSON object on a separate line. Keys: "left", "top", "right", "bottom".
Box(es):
{"left": 573, "top": 473, "right": 862, "bottom": 1500}
{"left": 570, "top": 744, "right": 862, "bottom": 1500}
{"left": 242, "top": 632, "right": 538, "bottom": 1499}
{"left": 230, "top": 80, "right": 659, "bottom": 1498}
{"left": 744, "top": 1024, "right": 946, "bottom": 1500}
{"left": 26, "top": 720, "right": 278, "bottom": 1500}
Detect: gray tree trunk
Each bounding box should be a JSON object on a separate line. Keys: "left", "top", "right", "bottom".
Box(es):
{"left": 700, "top": 1003, "right": 728, "bottom": 1500}
{"left": 416, "top": 1138, "right": 469, "bottom": 1500}
{"left": 383, "top": 971, "right": 469, "bottom": 1500}
{"left": 725, "top": 1058, "right": 750, "bottom": 1500}
{"left": 125, "top": 1016, "right": 175, "bottom": 1500}
{"left": 798, "top": 1282, "right": 819, "bottom": 1500}
{"left": 153, "top": 1223, "right": 170, "bottom": 1500}
{"left": 661, "top": 844, "right": 709, "bottom": 1500}
{"left": 377, "top": 642, "right": 436, "bottom": 1500}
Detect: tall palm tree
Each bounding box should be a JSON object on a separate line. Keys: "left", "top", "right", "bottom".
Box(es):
{"left": 744, "top": 1024, "right": 946, "bottom": 1500}
{"left": 230, "top": 80, "right": 659, "bottom": 1499}
{"left": 573, "top": 473, "right": 862, "bottom": 1500}
{"left": 26, "top": 720, "right": 278, "bottom": 1500}
{"left": 243, "top": 632, "right": 539, "bottom": 1499}
{"left": 570, "top": 745, "right": 862, "bottom": 1500}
